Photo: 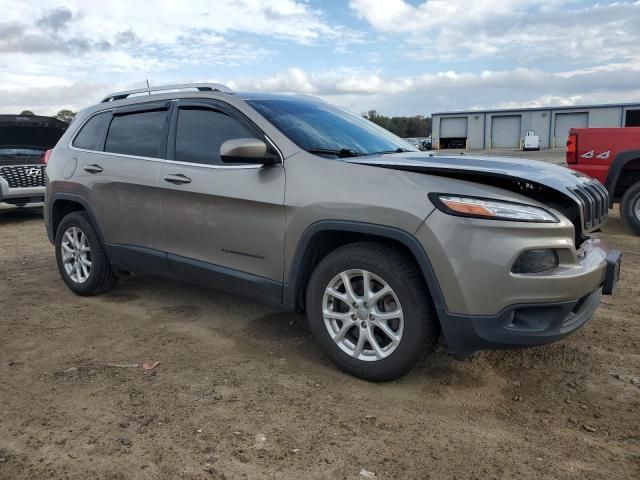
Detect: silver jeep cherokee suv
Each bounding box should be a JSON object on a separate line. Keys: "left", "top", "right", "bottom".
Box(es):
{"left": 44, "top": 83, "right": 621, "bottom": 381}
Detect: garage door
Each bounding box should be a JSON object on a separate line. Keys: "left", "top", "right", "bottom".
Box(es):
{"left": 440, "top": 117, "right": 468, "bottom": 138}
{"left": 491, "top": 115, "right": 521, "bottom": 149}
{"left": 554, "top": 112, "right": 588, "bottom": 147}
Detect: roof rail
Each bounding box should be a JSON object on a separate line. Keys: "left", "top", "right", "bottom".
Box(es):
{"left": 100, "top": 83, "right": 234, "bottom": 103}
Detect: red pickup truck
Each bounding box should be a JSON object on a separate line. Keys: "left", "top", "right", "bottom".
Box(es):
{"left": 566, "top": 127, "right": 640, "bottom": 234}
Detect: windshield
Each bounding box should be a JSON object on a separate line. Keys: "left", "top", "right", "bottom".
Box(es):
{"left": 247, "top": 98, "right": 417, "bottom": 157}
{"left": 0, "top": 147, "right": 44, "bottom": 157}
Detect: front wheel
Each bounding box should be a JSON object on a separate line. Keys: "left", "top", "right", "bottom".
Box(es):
{"left": 306, "top": 242, "right": 439, "bottom": 381}
{"left": 55, "top": 211, "right": 116, "bottom": 295}
{"left": 620, "top": 181, "right": 640, "bottom": 236}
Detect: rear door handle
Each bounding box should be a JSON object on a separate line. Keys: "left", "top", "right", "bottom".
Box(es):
{"left": 164, "top": 173, "right": 192, "bottom": 185}
{"left": 83, "top": 164, "right": 103, "bottom": 174}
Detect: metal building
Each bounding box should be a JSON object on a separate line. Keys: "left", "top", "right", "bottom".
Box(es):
{"left": 432, "top": 103, "right": 640, "bottom": 150}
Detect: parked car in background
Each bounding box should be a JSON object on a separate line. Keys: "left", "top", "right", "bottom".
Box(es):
{"left": 523, "top": 131, "right": 540, "bottom": 151}
{"left": 404, "top": 137, "right": 432, "bottom": 151}
{"left": 0, "top": 114, "right": 68, "bottom": 207}
{"left": 566, "top": 127, "right": 640, "bottom": 234}
{"left": 45, "top": 83, "right": 621, "bottom": 381}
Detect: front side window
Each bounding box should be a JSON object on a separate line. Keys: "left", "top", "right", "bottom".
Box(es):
{"left": 175, "top": 108, "right": 255, "bottom": 165}
{"left": 247, "top": 98, "right": 417, "bottom": 157}
{"left": 105, "top": 109, "right": 167, "bottom": 158}
{"left": 72, "top": 111, "right": 111, "bottom": 151}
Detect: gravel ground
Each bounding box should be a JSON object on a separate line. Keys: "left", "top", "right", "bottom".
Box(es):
{"left": 0, "top": 201, "right": 639, "bottom": 480}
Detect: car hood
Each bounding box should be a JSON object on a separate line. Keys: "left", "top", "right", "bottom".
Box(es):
{"left": 0, "top": 115, "right": 68, "bottom": 150}
{"left": 346, "top": 152, "right": 593, "bottom": 193}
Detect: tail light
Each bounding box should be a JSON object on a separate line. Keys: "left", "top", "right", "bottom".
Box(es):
{"left": 43, "top": 149, "right": 52, "bottom": 164}
{"left": 566, "top": 134, "right": 577, "bottom": 164}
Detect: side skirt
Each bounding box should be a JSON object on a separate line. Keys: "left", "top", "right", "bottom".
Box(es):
{"left": 105, "top": 244, "right": 285, "bottom": 306}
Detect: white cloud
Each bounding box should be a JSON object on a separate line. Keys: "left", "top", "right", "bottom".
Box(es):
{"left": 1, "top": 1, "right": 637, "bottom": 117}
{"left": 2, "top": 1, "right": 352, "bottom": 48}
{"left": 0, "top": 0, "right": 360, "bottom": 113}
{"left": 0, "top": 0, "right": 359, "bottom": 87}
{"left": 4, "top": 62, "right": 640, "bottom": 116}
{"left": 229, "top": 63, "right": 640, "bottom": 115}
{"left": 350, "top": 0, "right": 640, "bottom": 64}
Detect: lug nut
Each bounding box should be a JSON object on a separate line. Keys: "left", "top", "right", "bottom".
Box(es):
{"left": 369, "top": 314, "right": 375, "bottom": 320}
{"left": 361, "top": 322, "right": 367, "bottom": 328}
{"left": 351, "top": 314, "right": 357, "bottom": 320}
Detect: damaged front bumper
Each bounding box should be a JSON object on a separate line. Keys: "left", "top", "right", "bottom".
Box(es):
{"left": 438, "top": 245, "right": 621, "bottom": 355}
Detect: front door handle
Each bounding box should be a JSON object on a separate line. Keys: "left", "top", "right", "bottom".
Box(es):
{"left": 84, "top": 164, "right": 103, "bottom": 174}
{"left": 164, "top": 173, "right": 192, "bottom": 185}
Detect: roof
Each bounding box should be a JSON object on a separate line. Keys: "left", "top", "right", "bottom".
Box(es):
{"left": 432, "top": 102, "right": 640, "bottom": 117}
{"left": 236, "top": 92, "right": 324, "bottom": 102}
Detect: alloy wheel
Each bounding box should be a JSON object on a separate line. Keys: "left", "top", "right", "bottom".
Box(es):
{"left": 322, "top": 269, "right": 404, "bottom": 361}
{"left": 61, "top": 226, "right": 92, "bottom": 284}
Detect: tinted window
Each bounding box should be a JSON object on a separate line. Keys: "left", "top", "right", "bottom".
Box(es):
{"left": 175, "top": 108, "right": 255, "bottom": 165}
{"left": 72, "top": 112, "right": 111, "bottom": 151}
{"left": 105, "top": 110, "right": 167, "bottom": 158}
{"left": 247, "top": 98, "right": 416, "bottom": 157}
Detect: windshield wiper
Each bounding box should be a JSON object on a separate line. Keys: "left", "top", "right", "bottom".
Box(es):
{"left": 364, "top": 147, "right": 414, "bottom": 155}
{"left": 307, "top": 147, "right": 363, "bottom": 158}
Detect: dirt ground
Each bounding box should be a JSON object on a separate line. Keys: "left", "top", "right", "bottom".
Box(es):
{"left": 0, "top": 206, "right": 638, "bottom": 480}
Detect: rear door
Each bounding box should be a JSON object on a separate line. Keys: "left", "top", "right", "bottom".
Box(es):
{"left": 71, "top": 101, "right": 170, "bottom": 273}
{"left": 159, "top": 99, "right": 285, "bottom": 299}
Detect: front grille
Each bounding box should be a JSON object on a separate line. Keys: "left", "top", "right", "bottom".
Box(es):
{"left": 0, "top": 165, "right": 46, "bottom": 188}
{"left": 571, "top": 180, "right": 609, "bottom": 231}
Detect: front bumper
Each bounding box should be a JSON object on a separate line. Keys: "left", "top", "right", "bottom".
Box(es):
{"left": 415, "top": 208, "right": 622, "bottom": 354}
{"left": 417, "top": 210, "right": 616, "bottom": 316}
{"left": 439, "top": 248, "right": 621, "bottom": 355}
{"left": 0, "top": 165, "right": 46, "bottom": 205}
{"left": 440, "top": 288, "right": 599, "bottom": 355}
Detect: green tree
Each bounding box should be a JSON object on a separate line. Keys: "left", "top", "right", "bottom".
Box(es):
{"left": 55, "top": 109, "right": 76, "bottom": 124}
{"left": 19, "top": 110, "right": 35, "bottom": 115}
{"left": 362, "top": 111, "right": 432, "bottom": 138}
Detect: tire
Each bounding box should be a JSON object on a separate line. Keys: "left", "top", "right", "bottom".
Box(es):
{"left": 620, "top": 181, "right": 640, "bottom": 236}
{"left": 55, "top": 211, "right": 116, "bottom": 295}
{"left": 306, "top": 241, "right": 439, "bottom": 382}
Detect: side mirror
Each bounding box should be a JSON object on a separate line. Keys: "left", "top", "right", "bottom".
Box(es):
{"left": 220, "top": 138, "right": 278, "bottom": 165}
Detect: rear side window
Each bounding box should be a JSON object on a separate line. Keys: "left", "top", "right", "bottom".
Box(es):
{"left": 72, "top": 112, "right": 111, "bottom": 151}
{"left": 175, "top": 108, "right": 255, "bottom": 165}
{"left": 105, "top": 110, "right": 167, "bottom": 158}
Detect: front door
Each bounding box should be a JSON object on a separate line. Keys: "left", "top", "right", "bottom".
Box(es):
{"left": 159, "top": 100, "right": 286, "bottom": 300}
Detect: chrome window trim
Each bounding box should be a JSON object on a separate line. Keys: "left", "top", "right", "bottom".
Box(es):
{"left": 67, "top": 102, "right": 284, "bottom": 171}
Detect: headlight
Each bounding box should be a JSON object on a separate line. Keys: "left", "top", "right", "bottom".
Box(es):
{"left": 429, "top": 194, "right": 558, "bottom": 223}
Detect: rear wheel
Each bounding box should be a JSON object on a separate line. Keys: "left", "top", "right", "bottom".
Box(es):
{"left": 620, "top": 181, "right": 640, "bottom": 235}
{"left": 55, "top": 212, "right": 116, "bottom": 295}
{"left": 306, "top": 242, "right": 439, "bottom": 381}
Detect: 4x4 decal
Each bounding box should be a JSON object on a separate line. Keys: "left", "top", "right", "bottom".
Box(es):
{"left": 581, "top": 150, "right": 611, "bottom": 160}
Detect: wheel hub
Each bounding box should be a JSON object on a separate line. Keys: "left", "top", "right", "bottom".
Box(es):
{"left": 356, "top": 307, "right": 369, "bottom": 320}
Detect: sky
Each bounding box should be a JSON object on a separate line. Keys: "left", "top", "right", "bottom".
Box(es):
{"left": 1, "top": 0, "right": 639, "bottom": 117}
